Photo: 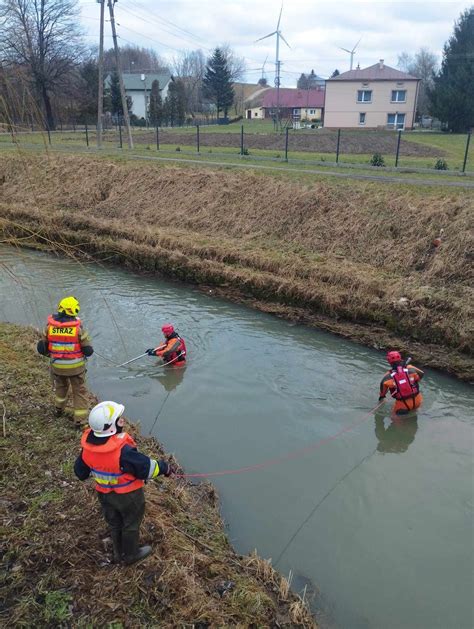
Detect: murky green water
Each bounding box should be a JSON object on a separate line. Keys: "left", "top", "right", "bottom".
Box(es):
{"left": 1, "top": 245, "right": 472, "bottom": 629}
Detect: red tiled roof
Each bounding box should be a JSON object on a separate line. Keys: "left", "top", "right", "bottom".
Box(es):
{"left": 329, "top": 63, "right": 418, "bottom": 81}
{"left": 262, "top": 88, "right": 325, "bottom": 108}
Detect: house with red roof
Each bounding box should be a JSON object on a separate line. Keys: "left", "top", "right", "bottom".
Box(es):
{"left": 245, "top": 87, "right": 325, "bottom": 123}
{"left": 324, "top": 60, "right": 420, "bottom": 130}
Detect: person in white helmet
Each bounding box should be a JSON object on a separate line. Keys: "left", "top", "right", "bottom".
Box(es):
{"left": 74, "top": 401, "right": 172, "bottom": 565}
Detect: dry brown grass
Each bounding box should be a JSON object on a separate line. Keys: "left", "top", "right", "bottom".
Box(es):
{"left": 0, "top": 322, "right": 316, "bottom": 627}
{"left": 0, "top": 153, "right": 472, "bottom": 378}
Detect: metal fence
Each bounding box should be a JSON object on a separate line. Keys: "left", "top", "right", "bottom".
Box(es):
{"left": 1, "top": 121, "right": 472, "bottom": 174}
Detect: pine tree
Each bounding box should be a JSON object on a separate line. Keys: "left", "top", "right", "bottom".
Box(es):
{"left": 163, "top": 79, "right": 186, "bottom": 126}
{"left": 330, "top": 69, "right": 340, "bottom": 78}
{"left": 108, "top": 71, "right": 132, "bottom": 120}
{"left": 148, "top": 79, "right": 163, "bottom": 126}
{"left": 297, "top": 70, "right": 320, "bottom": 89}
{"left": 203, "top": 48, "right": 235, "bottom": 118}
{"left": 429, "top": 7, "right": 474, "bottom": 132}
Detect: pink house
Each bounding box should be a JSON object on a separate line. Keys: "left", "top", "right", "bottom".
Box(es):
{"left": 246, "top": 87, "right": 325, "bottom": 122}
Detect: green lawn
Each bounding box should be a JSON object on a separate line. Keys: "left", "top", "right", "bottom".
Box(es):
{"left": 403, "top": 131, "right": 472, "bottom": 169}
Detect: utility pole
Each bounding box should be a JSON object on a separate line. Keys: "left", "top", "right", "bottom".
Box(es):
{"left": 97, "top": 0, "right": 105, "bottom": 148}
{"left": 107, "top": 0, "right": 133, "bottom": 149}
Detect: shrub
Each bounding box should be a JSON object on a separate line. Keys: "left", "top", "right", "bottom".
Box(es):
{"left": 370, "top": 153, "right": 385, "bottom": 167}
{"left": 175, "top": 146, "right": 181, "bottom": 152}
{"left": 242, "top": 148, "right": 250, "bottom": 156}
{"left": 434, "top": 158, "right": 448, "bottom": 170}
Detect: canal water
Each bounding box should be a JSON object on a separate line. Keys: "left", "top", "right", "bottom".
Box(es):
{"left": 0, "top": 245, "right": 472, "bottom": 629}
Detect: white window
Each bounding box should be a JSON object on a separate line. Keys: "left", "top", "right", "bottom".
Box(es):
{"left": 387, "top": 113, "right": 406, "bottom": 130}
{"left": 293, "top": 108, "right": 299, "bottom": 115}
{"left": 391, "top": 90, "right": 406, "bottom": 103}
{"left": 359, "top": 112, "right": 366, "bottom": 125}
{"left": 357, "top": 90, "right": 372, "bottom": 103}
{"left": 309, "top": 109, "right": 316, "bottom": 115}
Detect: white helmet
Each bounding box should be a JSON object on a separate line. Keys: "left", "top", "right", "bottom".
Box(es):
{"left": 88, "top": 401, "right": 125, "bottom": 437}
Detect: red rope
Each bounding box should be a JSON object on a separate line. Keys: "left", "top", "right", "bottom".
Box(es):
{"left": 176, "top": 400, "right": 385, "bottom": 479}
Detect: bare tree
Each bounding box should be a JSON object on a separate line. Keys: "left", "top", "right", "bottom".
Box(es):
{"left": 172, "top": 49, "right": 206, "bottom": 113}
{"left": 103, "top": 44, "right": 169, "bottom": 74}
{"left": 397, "top": 47, "right": 438, "bottom": 117}
{"left": 220, "top": 44, "right": 246, "bottom": 82}
{"left": 0, "top": 0, "right": 84, "bottom": 130}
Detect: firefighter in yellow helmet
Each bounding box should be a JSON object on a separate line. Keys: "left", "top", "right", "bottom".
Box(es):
{"left": 37, "top": 296, "right": 93, "bottom": 426}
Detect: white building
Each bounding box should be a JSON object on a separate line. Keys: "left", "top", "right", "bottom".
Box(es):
{"left": 105, "top": 72, "right": 172, "bottom": 119}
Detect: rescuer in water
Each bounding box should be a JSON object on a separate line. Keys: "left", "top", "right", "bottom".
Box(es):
{"left": 74, "top": 401, "right": 173, "bottom": 565}
{"left": 146, "top": 324, "right": 186, "bottom": 366}
{"left": 379, "top": 351, "right": 424, "bottom": 415}
{"left": 37, "top": 296, "right": 93, "bottom": 426}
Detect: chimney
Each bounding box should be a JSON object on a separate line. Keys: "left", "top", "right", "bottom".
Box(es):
{"left": 379, "top": 59, "right": 384, "bottom": 70}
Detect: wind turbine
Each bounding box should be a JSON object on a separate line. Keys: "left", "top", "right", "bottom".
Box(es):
{"left": 255, "top": 4, "right": 290, "bottom": 126}
{"left": 339, "top": 37, "right": 361, "bottom": 70}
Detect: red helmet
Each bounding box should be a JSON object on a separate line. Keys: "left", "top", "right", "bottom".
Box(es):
{"left": 387, "top": 350, "right": 402, "bottom": 364}
{"left": 162, "top": 324, "right": 175, "bottom": 337}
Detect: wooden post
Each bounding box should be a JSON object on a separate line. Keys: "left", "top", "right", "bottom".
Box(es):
{"left": 108, "top": 0, "right": 133, "bottom": 149}
{"left": 97, "top": 0, "right": 105, "bottom": 148}
{"left": 336, "top": 128, "right": 341, "bottom": 163}
{"left": 285, "top": 127, "right": 289, "bottom": 161}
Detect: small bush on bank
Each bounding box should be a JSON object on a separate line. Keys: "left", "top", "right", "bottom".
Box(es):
{"left": 434, "top": 158, "right": 448, "bottom": 170}
{"left": 370, "top": 153, "right": 385, "bottom": 167}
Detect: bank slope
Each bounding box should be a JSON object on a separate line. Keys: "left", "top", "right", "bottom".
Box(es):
{"left": 0, "top": 153, "right": 472, "bottom": 379}
{"left": 0, "top": 323, "right": 315, "bottom": 627}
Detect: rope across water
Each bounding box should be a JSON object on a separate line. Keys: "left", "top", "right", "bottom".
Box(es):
{"left": 175, "top": 400, "right": 385, "bottom": 479}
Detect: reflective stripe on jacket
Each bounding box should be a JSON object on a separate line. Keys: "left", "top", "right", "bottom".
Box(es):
{"left": 47, "top": 315, "right": 85, "bottom": 370}
{"left": 80, "top": 429, "right": 145, "bottom": 494}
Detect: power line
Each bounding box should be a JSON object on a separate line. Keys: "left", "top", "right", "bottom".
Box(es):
{"left": 127, "top": 0, "right": 210, "bottom": 47}
{"left": 118, "top": 4, "right": 211, "bottom": 51}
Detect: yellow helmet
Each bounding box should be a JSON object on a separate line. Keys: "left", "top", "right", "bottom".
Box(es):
{"left": 57, "top": 296, "right": 80, "bottom": 316}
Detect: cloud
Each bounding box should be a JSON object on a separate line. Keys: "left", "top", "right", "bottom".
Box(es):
{"left": 79, "top": 0, "right": 468, "bottom": 84}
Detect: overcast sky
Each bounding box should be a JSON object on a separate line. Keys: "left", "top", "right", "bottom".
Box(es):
{"left": 79, "top": 1, "right": 469, "bottom": 85}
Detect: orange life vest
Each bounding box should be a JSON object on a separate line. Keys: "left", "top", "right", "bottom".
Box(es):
{"left": 47, "top": 315, "right": 85, "bottom": 370}
{"left": 80, "top": 429, "right": 145, "bottom": 494}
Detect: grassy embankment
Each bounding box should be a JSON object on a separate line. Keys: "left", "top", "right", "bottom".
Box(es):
{"left": 0, "top": 153, "right": 472, "bottom": 380}
{"left": 0, "top": 322, "right": 314, "bottom": 627}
